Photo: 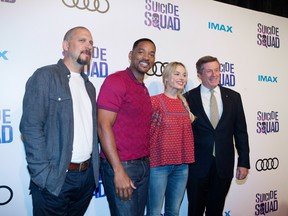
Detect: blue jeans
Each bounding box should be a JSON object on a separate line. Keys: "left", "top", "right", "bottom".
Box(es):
{"left": 146, "top": 164, "right": 189, "bottom": 216}
{"left": 100, "top": 157, "right": 150, "bottom": 216}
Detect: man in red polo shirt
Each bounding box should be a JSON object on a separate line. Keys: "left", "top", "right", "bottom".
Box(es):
{"left": 97, "top": 38, "right": 156, "bottom": 216}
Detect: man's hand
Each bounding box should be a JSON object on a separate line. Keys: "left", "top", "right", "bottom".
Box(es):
{"left": 236, "top": 167, "right": 249, "bottom": 180}
{"left": 114, "top": 168, "right": 136, "bottom": 200}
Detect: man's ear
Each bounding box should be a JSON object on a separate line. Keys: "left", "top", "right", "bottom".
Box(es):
{"left": 63, "top": 40, "right": 69, "bottom": 52}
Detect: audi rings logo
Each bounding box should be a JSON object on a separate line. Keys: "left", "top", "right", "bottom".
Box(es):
{"left": 255, "top": 157, "right": 279, "bottom": 171}
{"left": 62, "top": 0, "right": 110, "bottom": 13}
{"left": 146, "top": 61, "right": 168, "bottom": 77}
{"left": 0, "top": 185, "right": 13, "bottom": 205}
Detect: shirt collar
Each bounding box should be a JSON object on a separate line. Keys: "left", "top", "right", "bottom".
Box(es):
{"left": 126, "top": 67, "right": 144, "bottom": 85}
{"left": 200, "top": 85, "right": 220, "bottom": 94}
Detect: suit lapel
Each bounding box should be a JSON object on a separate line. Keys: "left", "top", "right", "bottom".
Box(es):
{"left": 218, "top": 86, "right": 230, "bottom": 126}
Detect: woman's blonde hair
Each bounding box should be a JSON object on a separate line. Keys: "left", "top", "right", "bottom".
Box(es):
{"left": 162, "top": 61, "right": 195, "bottom": 123}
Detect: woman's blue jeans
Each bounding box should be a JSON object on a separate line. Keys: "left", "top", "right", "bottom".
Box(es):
{"left": 146, "top": 164, "right": 189, "bottom": 216}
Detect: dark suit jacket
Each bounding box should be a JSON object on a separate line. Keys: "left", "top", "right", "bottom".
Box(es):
{"left": 184, "top": 85, "right": 250, "bottom": 178}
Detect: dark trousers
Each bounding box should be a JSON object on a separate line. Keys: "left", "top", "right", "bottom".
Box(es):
{"left": 30, "top": 164, "right": 95, "bottom": 216}
{"left": 186, "top": 157, "right": 232, "bottom": 216}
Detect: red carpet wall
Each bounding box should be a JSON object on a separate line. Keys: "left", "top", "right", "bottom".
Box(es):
{"left": 1, "top": 0, "right": 288, "bottom": 215}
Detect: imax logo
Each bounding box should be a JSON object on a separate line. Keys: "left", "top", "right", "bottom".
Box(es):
{"left": 0, "top": 51, "right": 8, "bottom": 60}
{"left": 1, "top": 0, "right": 16, "bottom": 3}
{"left": 225, "top": 211, "right": 231, "bottom": 216}
{"left": 258, "top": 75, "right": 278, "bottom": 83}
{"left": 208, "top": 22, "right": 232, "bottom": 33}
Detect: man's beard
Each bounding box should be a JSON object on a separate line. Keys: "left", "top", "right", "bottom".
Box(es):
{"left": 77, "top": 57, "right": 90, "bottom": 65}
{"left": 76, "top": 51, "right": 91, "bottom": 65}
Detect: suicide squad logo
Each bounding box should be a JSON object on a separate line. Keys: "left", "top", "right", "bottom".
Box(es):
{"left": 219, "top": 62, "right": 235, "bottom": 87}
{"left": 255, "top": 190, "right": 278, "bottom": 215}
{"left": 86, "top": 46, "right": 109, "bottom": 78}
{"left": 94, "top": 175, "right": 105, "bottom": 198}
{"left": 256, "top": 111, "right": 279, "bottom": 134}
{"left": 257, "top": 23, "right": 280, "bottom": 48}
{"left": 0, "top": 109, "right": 13, "bottom": 144}
{"left": 144, "top": 0, "right": 181, "bottom": 31}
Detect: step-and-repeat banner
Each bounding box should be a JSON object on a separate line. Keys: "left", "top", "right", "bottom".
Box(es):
{"left": 1, "top": 0, "right": 288, "bottom": 215}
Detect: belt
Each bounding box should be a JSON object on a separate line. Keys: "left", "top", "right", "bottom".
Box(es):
{"left": 122, "top": 156, "right": 149, "bottom": 164}
{"left": 68, "top": 158, "right": 90, "bottom": 172}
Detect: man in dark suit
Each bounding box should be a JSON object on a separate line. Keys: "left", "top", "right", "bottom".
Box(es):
{"left": 184, "top": 56, "right": 250, "bottom": 216}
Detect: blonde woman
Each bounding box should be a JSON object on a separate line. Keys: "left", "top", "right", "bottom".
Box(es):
{"left": 147, "top": 62, "right": 195, "bottom": 216}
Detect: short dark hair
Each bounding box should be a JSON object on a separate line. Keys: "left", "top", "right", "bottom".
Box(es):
{"left": 196, "top": 56, "right": 219, "bottom": 74}
{"left": 63, "top": 26, "right": 89, "bottom": 41}
{"left": 132, "top": 38, "right": 156, "bottom": 50}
